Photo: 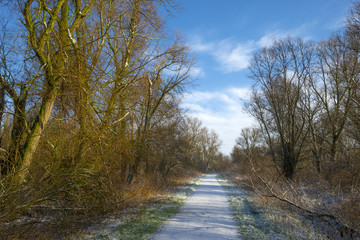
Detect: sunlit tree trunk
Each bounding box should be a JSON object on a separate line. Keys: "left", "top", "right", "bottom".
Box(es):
{"left": 17, "top": 0, "right": 95, "bottom": 181}
{"left": 0, "top": 75, "right": 27, "bottom": 175}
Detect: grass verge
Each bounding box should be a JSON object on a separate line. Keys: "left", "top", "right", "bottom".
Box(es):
{"left": 82, "top": 177, "right": 201, "bottom": 240}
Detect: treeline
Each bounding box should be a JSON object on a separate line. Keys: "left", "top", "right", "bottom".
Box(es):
{"left": 0, "top": 0, "right": 222, "bottom": 221}
{"left": 230, "top": 1, "right": 360, "bottom": 232}
{"left": 233, "top": 1, "right": 360, "bottom": 183}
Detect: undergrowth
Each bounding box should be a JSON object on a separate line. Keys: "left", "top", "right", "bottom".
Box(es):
{"left": 80, "top": 177, "right": 200, "bottom": 239}
{"left": 217, "top": 176, "right": 328, "bottom": 240}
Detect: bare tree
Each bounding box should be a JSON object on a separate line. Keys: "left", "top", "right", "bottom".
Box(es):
{"left": 312, "top": 35, "right": 358, "bottom": 163}
{"left": 125, "top": 41, "right": 192, "bottom": 183}
{"left": 235, "top": 128, "right": 262, "bottom": 160}
{"left": 344, "top": 1, "right": 360, "bottom": 146}
{"left": 0, "top": 18, "right": 36, "bottom": 175}
{"left": 200, "top": 128, "right": 221, "bottom": 172}
{"left": 248, "top": 37, "right": 315, "bottom": 179}
{"left": 10, "top": 0, "right": 96, "bottom": 181}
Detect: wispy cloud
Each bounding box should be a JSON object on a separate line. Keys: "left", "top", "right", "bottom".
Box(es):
{"left": 191, "top": 38, "right": 214, "bottom": 52}
{"left": 257, "top": 24, "right": 315, "bottom": 47}
{"left": 190, "top": 38, "right": 255, "bottom": 73}
{"left": 257, "top": 31, "right": 288, "bottom": 48}
{"left": 189, "top": 66, "right": 205, "bottom": 78}
{"left": 213, "top": 40, "right": 254, "bottom": 72}
{"left": 189, "top": 25, "right": 314, "bottom": 74}
{"left": 181, "top": 87, "right": 255, "bottom": 154}
{"left": 325, "top": 16, "right": 347, "bottom": 31}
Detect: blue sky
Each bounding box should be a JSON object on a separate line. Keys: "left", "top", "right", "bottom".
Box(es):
{"left": 0, "top": 1, "right": 353, "bottom": 155}
{"left": 167, "top": 0, "right": 354, "bottom": 154}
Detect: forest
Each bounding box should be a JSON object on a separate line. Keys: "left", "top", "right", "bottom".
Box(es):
{"left": 230, "top": 0, "right": 360, "bottom": 235}
{"left": 0, "top": 0, "right": 224, "bottom": 237}
{"left": 0, "top": 0, "right": 359, "bottom": 239}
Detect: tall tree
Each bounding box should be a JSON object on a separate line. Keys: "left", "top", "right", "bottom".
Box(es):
{"left": 312, "top": 35, "right": 358, "bottom": 162}
{"left": 248, "top": 37, "right": 315, "bottom": 179}
{"left": 15, "top": 0, "right": 95, "bottom": 181}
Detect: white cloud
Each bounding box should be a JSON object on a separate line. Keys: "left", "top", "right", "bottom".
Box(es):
{"left": 227, "top": 87, "right": 252, "bottom": 101}
{"left": 188, "top": 26, "right": 313, "bottom": 74}
{"left": 189, "top": 66, "right": 205, "bottom": 78}
{"left": 257, "top": 23, "right": 315, "bottom": 47}
{"left": 181, "top": 87, "right": 256, "bottom": 154}
{"left": 182, "top": 102, "right": 206, "bottom": 112}
{"left": 257, "top": 31, "right": 287, "bottom": 48}
{"left": 190, "top": 36, "right": 214, "bottom": 52}
{"left": 214, "top": 40, "right": 254, "bottom": 72}
{"left": 190, "top": 37, "right": 255, "bottom": 73}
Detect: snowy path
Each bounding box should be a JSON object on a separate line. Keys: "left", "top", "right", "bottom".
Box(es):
{"left": 149, "top": 174, "right": 239, "bottom": 240}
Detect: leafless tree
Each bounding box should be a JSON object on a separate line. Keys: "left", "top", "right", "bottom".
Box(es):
{"left": 312, "top": 35, "right": 358, "bottom": 163}
{"left": 248, "top": 37, "right": 315, "bottom": 179}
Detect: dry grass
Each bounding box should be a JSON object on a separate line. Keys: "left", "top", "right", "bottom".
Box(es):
{"left": 0, "top": 170, "right": 200, "bottom": 239}
{"left": 221, "top": 160, "right": 360, "bottom": 239}
{"left": 79, "top": 174, "right": 201, "bottom": 239}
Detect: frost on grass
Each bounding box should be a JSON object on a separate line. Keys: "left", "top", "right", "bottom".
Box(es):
{"left": 217, "top": 177, "right": 328, "bottom": 240}
{"left": 86, "top": 178, "right": 200, "bottom": 240}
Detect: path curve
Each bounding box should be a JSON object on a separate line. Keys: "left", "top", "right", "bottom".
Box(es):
{"left": 149, "top": 174, "right": 239, "bottom": 240}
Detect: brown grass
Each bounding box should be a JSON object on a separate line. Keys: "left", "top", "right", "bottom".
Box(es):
{"left": 221, "top": 158, "right": 360, "bottom": 239}
{"left": 0, "top": 169, "right": 199, "bottom": 239}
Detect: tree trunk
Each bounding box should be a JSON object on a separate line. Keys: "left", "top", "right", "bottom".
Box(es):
{"left": 0, "top": 86, "right": 4, "bottom": 133}
{"left": 4, "top": 96, "right": 27, "bottom": 175}
{"left": 315, "top": 156, "right": 321, "bottom": 173}
{"left": 282, "top": 142, "right": 296, "bottom": 179}
{"left": 17, "top": 81, "right": 59, "bottom": 182}
{"left": 0, "top": 86, "right": 5, "bottom": 172}
{"left": 126, "top": 154, "right": 141, "bottom": 184}
{"left": 312, "top": 146, "right": 322, "bottom": 174}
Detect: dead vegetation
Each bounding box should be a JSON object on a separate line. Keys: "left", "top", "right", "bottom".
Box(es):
{"left": 221, "top": 152, "right": 360, "bottom": 239}
{"left": 0, "top": 171, "right": 200, "bottom": 239}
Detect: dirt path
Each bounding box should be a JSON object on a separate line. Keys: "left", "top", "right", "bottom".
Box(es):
{"left": 149, "top": 174, "right": 239, "bottom": 240}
